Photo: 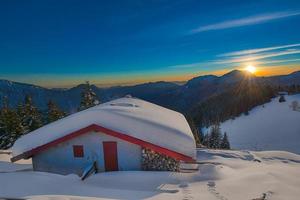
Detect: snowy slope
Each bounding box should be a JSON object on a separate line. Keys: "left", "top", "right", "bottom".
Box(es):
{"left": 12, "top": 97, "right": 196, "bottom": 158}
{"left": 0, "top": 151, "right": 32, "bottom": 172}
{"left": 1, "top": 149, "right": 300, "bottom": 200}
{"left": 216, "top": 94, "right": 300, "bottom": 154}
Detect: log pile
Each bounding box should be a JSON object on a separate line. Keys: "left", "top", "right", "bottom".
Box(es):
{"left": 141, "top": 148, "right": 179, "bottom": 171}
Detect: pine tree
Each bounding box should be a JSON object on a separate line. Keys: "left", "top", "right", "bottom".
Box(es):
{"left": 0, "top": 97, "right": 8, "bottom": 136}
{"left": 22, "top": 95, "right": 42, "bottom": 132}
{"left": 79, "top": 81, "right": 100, "bottom": 111}
{"left": 208, "top": 123, "right": 222, "bottom": 149}
{"left": 47, "top": 100, "right": 65, "bottom": 123}
{"left": 198, "top": 129, "right": 205, "bottom": 145}
{"left": 220, "top": 132, "right": 230, "bottom": 149}
{"left": 16, "top": 101, "right": 28, "bottom": 132}
{"left": 202, "top": 133, "right": 209, "bottom": 147}
{"left": 185, "top": 115, "right": 201, "bottom": 145}
{"left": 0, "top": 97, "right": 25, "bottom": 149}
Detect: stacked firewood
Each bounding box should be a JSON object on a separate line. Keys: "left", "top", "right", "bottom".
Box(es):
{"left": 141, "top": 148, "right": 179, "bottom": 171}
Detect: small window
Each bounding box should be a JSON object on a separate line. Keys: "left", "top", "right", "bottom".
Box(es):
{"left": 73, "top": 145, "right": 84, "bottom": 157}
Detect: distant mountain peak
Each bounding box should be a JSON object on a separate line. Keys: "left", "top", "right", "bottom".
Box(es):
{"left": 218, "top": 69, "right": 256, "bottom": 84}
{"left": 0, "top": 79, "right": 45, "bottom": 89}
{"left": 223, "top": 69, "right": 255, "bottom": 77}
{"left": 226, "top": 69, "right": 242, "bottom": 74}
{"left": 186, "top": 74, "right": 218, "bottom": 87}
{"left": 289, "top": 70, "right": 300, "bottom": 75}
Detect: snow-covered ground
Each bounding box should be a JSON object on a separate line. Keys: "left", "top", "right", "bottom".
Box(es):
{"left": 1, "top": 149, "right": 300, "bottom": 200}
{"left": 210, "top": 94, "right": 300, "bottom": 154}
{"left": 0, "top": 150, "right": 32, "bottom": 172}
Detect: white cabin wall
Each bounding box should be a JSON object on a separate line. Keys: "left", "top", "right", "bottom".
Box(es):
{"left": 32, "top": 131, "right": 142, "bottom": 175}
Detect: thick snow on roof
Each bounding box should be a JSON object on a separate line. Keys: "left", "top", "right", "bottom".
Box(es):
{"left": 12, "top": 97, "right": 196, "bottom": 158}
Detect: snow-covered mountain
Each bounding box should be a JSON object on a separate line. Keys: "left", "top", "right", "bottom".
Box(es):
{"left": 215, "top": 94, "right": 300, "bottom": 154}
{"left": 268, "top": 71, "right": 300, "bottom": 85}
{"left": 1, "top": 70, "right": 299, "bottom": 112}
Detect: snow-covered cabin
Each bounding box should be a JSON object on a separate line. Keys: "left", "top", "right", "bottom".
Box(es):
{"left": 11, "top": 97, "right": 196, "bottom": 175}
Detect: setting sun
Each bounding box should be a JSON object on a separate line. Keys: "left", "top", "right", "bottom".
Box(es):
{"left": 245, "top": 65, "right": 256, "bottom": 74}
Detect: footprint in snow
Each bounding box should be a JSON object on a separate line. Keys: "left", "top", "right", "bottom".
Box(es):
{"left": 252, "top": 191, "right": 273, "bottom": 200}
{"left": 207, "top": 181, "right": 228, "bottom": 200}
{"left": 180, "top": 182, "right": 194, "bottom": 200}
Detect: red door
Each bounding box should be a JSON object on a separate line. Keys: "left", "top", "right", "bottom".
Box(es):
{"left": 103, "top": 141, "right": 118, "bottom": 171}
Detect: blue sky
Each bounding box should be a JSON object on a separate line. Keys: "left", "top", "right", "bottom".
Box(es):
{"left": 0, "top": 0, "right": 300, "bottom": 87}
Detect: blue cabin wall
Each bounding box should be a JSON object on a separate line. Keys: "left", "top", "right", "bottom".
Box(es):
{"left": 32, "top": 131, "right": 142, "bottom": 175}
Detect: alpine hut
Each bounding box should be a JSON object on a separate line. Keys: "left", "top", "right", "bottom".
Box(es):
{"left": 11, "top": 97, "right": 196, "bottom": 175}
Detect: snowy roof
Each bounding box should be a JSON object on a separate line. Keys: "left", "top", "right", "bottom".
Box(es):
{"left": 12, "top": 97, "right": 196, "bottom": 159}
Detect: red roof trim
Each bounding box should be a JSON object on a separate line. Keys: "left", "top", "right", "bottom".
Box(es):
{"left": 11, "top": 124, "right": 195, "bottom": 162}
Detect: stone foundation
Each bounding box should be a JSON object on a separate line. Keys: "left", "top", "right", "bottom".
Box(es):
{"left": 141, "top": 148, "right": 179, "bottom": 171}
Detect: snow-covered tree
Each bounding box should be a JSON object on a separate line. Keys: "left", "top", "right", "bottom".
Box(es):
{"left": 198, "top": 129, "right": 205, "bottom": 145}
{"left": 220, "top": 132, "right": 230, "bottom": 149}
{"left": 202, "top": 133, "right": 209, "bottom": 147}
{"left": 208, "top": 123, "right": 222, "bottom": 149}
{"left": 16, "top": 101, "right": 27, "bottom": 132}
{"left": 0, "top": 97, "right": 9, "bottom": 137}
{"left": 21, "top": 95, "right": 42, "bottom": 132}
{"left": 47, "top": 100, "right": 65, "bottom": 123}
{"left": 79, "top": 81, "right": 100, "bottom": 111}
{"left": 0, "top": 97, "right": 25, "bottom": 149}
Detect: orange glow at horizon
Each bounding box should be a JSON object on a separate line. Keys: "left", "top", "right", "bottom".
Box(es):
{"left": 2, "top": 65, "right": 299, "bottom": 88}
{"left": 254, "top": 65, "right": 300, "bottom": 76}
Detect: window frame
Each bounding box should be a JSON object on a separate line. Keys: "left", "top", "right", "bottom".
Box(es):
{"left": 73, "top": 145, "right": 84, "bottom": 158}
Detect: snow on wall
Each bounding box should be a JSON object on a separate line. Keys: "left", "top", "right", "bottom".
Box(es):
{"left": 33, "top": 131, "right": 142, "bottom": 175}
{"left": 12, "top": 97, "right": 196, "bottom": 158}
{"left": 215, "top": 94, "right": 300, "bottom": 154}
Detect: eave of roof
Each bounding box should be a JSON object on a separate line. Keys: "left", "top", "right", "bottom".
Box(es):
{"left": 11, "top": 124, "right": 195, "bottom": 163}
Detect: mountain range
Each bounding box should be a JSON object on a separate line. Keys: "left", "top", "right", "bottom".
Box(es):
{"left": 0, "top": 70, "right": 299, "bottom": 113}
